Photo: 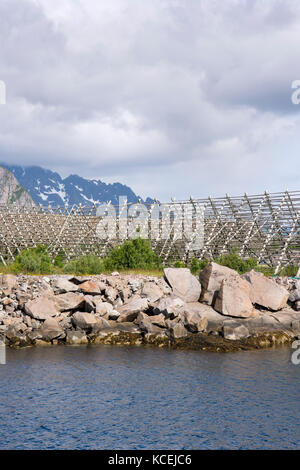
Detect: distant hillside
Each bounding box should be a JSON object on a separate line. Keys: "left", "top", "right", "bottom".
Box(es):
{"left": 0, "top": 166, "right": 35, "bottom": 207}
{"left": 2, "top": 164, "right": 154, "bottom": 207}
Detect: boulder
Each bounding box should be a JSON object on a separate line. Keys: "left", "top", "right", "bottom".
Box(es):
{"left": 72, "top": 312, "right": 102, "bottom": 330}
{"left": 78, "top": 280, "right": 102, "bottom": 295}
{"left": 40, "top": 318, "right": 65, "bottom": 342}
{"left": 95, "top": 302, "right": 114, "bottom": 316}
{"left": 116, "top": 296, "right": 148, "bottom": 323}
{"left": 149, "top": 313, "right": 166, "bottom": 328}
{"left": 0, "top": 274, "right": 17, "bottom": 294}
{"left": 108, "top": 310, "right": 120, "bottom": 321}
{"left": 105, "top": 286, "right": 118, "bottom": 302}
{"left": 184, "top": 302, "right": 225, "bottom": 332}
{"left": 25, "top": 296, "right": 60, "bottom": 320}
{"left": 290, "top": 291, "right": 300, "bottom": 304}
{"left": 153, "top": 296, "right": 185, "bottom": 319}
{"left": 199, "top": 262, "right": 238, "bottom": 305}
{"left": 84, "top": 295, "right": 95, "bottom": 313}
{"left": 222, "top": 321, "right": 250, "bottom": 340}
{"left": 289, "top": 281, "right": 300, "bottom": 303}
{"left": 68, "top": 276, "right": 91, "bottom": 285}
{"left": 183, "top": 310, "right": 208, "bottom": 333}
{"left": 214, "top": 276, "right": 256, "bottom": 318}
{"left": 243, "top": 313, "right": 282, "bottom": 333}
{"left": 164, "top": 268, "right": 201, "bottom": 302}
{"left": 267, "top": 307, "right": 300, "bottom": 329}
{"left": 27, "top": 330, "right": 43, "bottom": 342}
{"left": 169, "top": 323, "right": 188, "bottom": 339}
{"left": 52, "top": 278, "right": 78, "bottom": 294}
{"left": 54, "top": 292, "right": 85, "bottom": 312}
{"left": 141, "top": 282, "right": 164, "bottom": 304}
{"left": 66, "top": 330, "right": 88, "bottom": 345}
{"left": 243, "top": 270, "right": 289, "bottom": 311}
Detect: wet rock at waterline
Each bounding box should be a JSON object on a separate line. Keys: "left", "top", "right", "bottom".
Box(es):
{"left": 0, "top": 269, "right": 299, "bottom": 352}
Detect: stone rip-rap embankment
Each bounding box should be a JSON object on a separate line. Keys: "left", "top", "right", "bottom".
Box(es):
{"left": 1, "top": 263, "right": 300, "bottom": 352}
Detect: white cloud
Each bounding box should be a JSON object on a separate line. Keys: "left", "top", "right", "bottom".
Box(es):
{"left": 0, "top": 0, "right": 300, "bottom": 200}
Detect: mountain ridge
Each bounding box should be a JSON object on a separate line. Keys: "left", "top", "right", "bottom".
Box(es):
{"left": 2, "top": 164, "right": 154, "bottom": 207}
{"left": 0, "top": 166, "right": 35, "bottom": 207}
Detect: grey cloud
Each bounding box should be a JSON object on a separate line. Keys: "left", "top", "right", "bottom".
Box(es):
{"left": 0, "top": 0, "right": 299, "bottom": 200}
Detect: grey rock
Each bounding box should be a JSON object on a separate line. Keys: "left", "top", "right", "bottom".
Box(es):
{"left": 108, "top": 310, "right": 120, "bottom": 320}
{"left": 153, "top": 296, "right": 185, "bottom": 319}
{"left": 141, "top": 282, "right": 164, "bottom": 304}
{"left": 105, "top": 286, "right": 118, "bottom": 302}
{"left": 84, "top": 295, "right": 95, "bottom": 313}
{"left": 214, "top": 276, "right": 256, "bottom": 318}
{"left": 54, "top": 292, "right": 85, "bottom": 312}
{"left": 66, "top": 330, "right": 88, "bottom": 345}
{"left": 72, "top": 312, "right": 102, "bottom": 330}
{"left": 243, "top": 270, "right": 289, "bottom": 311}
{"left": 164, "top": 268, "right": 201, "bottom": 302}
{"left": 199, "top": 262, "right": 238, "bottom": 305}
{"left": 52, "top": 278, "right": 79, "bottom": 294}
{"left": 40, "top": 318, "right": 65, "bottom": 341}
{"left": 183, "top": 310, "right": 208, "bottom": 333}
{"left": 169, "top": 323, "right": 188, "bottom": 339}
{"left": 95, "top": 302, "right": 114, "bottom": 316}
{"left": 117, "top": 296, "right": 149, "bottom": 323}
{"left": 149, "top": 313, "right": 166, "bottom": 328}
{"left": 25, "top": 296, "right": 60, "bottom": 320}
{"left": 222, "top": 321, "right": 250, "bottom": 340}
{"left": 78, "top": 280, "right": 103, "bottom": 295}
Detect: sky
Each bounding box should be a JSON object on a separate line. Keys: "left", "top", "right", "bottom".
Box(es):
{"left": 0, "top": 0, "right": 300, "bottom": 201}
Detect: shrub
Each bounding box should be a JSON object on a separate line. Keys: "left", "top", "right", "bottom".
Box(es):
{"left": 190, "top": 257, "right": 200, "bottom": 274}
{"left": 104, "top": 238, "right": 161, "bottom": 271}
{"left": 54, "top": 250, "right": 67, "bottom": 268}
{"left": 214, "top": 251, "right": 257, "bottom": 274}
{"left": 279, "top": 265, "right": 298, "bottom": 277}
{"left": 63, "top": 254, "right": 104, "bottom": 275}
{"left": 173, "top": 260, "right": 185, "bottom": 268}
{"left": 254, "top": 265, "right": 275, "bottom": 276}
{"left": 10, "top": 245, "right": 53, "bottom": 274}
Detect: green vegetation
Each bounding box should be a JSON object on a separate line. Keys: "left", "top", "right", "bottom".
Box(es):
{"left": 0, "top": 241, "right": 297, "bottom": 279}
{"left": 8, "top": 244, "right": 53, "bottom": 274}
{"left": 63, "top": 254, "right": 104, "bottom": 275}
{"left": 54, "top": 250, "right": 67, "bottom": 268}
{"left": 214, "top": 251, "right": 258, "bottom": 274}
{"left": 173, "top": 260, "right": 185, "bottom": 268}
{"left": 103, "top": 238, "right": 162, "bottom": 271}
{"left": 187, "top": 251, "right": 257, "bottom": 275}
{"left": 190, "top": 257, "right": 210, "bottom": 274}
{"left": 279, "top": 265, "right": 298, "bottom": 277}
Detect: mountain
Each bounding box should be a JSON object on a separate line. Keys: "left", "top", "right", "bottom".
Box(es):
{"left": 2, "top": 164, "right": 154, "bottom": 207}
{"left": 0, "top": 166, "right": 35, "bottom": 207}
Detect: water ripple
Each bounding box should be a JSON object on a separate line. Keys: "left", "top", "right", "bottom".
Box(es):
{"left": 0, "top": 345, "right": 299, "bottom": 449}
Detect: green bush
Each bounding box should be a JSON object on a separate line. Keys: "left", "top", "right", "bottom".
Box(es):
{"left": 254, "top": 264, "right": 275, "bottom": 276}
{"left": 10, "top": 245, "right": 53, "bottom": 274}
{"left": 63, "top": 254, "right": 104, "bottom": 275}
{"left": 104, "top": 238, "right": 161, "bottom": 271}
{"left": 214, "top": 251, "right": 257, "bottom": 274}
{"left": 190, "top": 257, "right": 200, "bottom": 274}
{"left": 173, "top": 260, "right": 185, "bottom": 268}
{"left": 279, "top": 265, "right": 298, "bottom": 277}
{"left": 54, "top": 250, "right": 67, "bottom": 268}
{"left": 198, "top": 258, "right": 210, "bottom": 272}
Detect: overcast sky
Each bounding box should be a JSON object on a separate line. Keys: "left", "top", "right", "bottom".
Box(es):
{"left": 0, "top": 0, "right": 300, "bottom": 201}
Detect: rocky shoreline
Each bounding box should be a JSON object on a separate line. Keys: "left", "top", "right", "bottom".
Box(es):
{"left": 1, "top": 263, "right": 300, "bottom": 353}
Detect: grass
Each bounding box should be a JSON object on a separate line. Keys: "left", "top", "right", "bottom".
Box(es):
{"left": 0, "top": 243, "right": 295, "bottom": 278}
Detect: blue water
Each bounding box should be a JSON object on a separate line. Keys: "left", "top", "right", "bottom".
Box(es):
{"left": 0, "top": 345, "right": 299, "bottom": 449}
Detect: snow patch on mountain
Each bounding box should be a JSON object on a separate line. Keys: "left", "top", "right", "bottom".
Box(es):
{"left": 2, "top": 164, "right": 154, "bottom": 208}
